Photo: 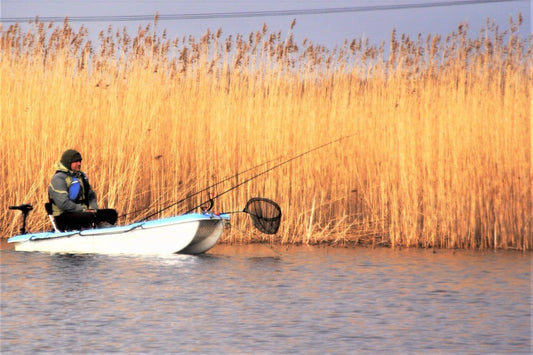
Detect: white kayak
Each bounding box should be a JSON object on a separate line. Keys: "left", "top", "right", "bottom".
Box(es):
{"left": 7, "top": 212, "right": 230, "bottom": 255}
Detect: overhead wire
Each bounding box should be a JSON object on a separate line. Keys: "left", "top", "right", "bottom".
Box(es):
{"left": 0, "top": 0, "right": 525, "bottom": 23}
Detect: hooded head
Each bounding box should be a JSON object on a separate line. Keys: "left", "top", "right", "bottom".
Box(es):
{"left": 60, "top": 149, "right": 82, "bottom": 170}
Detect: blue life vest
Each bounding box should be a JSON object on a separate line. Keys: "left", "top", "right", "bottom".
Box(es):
{"left": 69, "top": 177, "right": 81, "bottom": 200}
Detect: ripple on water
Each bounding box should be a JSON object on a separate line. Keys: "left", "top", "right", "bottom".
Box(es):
{"left": 1, "top": 246, "right": 531, "bottom": 354}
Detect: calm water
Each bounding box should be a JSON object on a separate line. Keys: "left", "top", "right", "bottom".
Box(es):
{"left": 1, "top": 244, "right": 531, "bottom": 354}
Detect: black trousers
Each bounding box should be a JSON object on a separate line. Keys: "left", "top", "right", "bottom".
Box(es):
{"left": 55, "top": 209, "right": 118, "bottom": 231}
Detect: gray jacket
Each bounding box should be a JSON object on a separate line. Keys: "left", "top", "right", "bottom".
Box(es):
{"left": 48, "top": 162, "right": 98, "bottom": 216}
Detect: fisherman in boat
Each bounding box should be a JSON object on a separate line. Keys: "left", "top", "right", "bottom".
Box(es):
{"left": 48, "top": 149, "right": 118, "bottom": 231}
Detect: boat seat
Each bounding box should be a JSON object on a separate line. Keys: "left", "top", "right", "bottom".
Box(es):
{"left": 44, "top": 202, "right": 61, "bottom": 232}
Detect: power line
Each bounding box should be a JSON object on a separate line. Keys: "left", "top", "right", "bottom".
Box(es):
{"left": 0, "top": 0, "right": 525, "bottom": 23}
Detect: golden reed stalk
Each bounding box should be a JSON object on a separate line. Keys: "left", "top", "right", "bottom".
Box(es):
{"left": 1, "top": 16, "right": 531, "bottom": 249}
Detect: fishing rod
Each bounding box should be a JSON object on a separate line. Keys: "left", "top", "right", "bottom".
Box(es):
{"left": 139, "top": 134, "right": 354, "bottom": 222}
{"left": 136, "top": 154, "right": 286, "bottom": 222}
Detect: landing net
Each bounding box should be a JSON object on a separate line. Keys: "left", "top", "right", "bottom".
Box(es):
{"left": 243, "top": 197, "right": 282, "bottom": 234}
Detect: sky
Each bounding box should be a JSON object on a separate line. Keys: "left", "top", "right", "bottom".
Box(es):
{"left": 1, "top": 0, "right": 531, "bottom": 50}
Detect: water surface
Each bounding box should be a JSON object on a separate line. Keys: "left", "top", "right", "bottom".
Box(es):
{"left": 1, "top": 245, "right": 531, "bottom": 354}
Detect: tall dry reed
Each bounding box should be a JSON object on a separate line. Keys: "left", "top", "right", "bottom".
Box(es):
{"left": 1, "top": 16, "right": 531, "bottom": 249}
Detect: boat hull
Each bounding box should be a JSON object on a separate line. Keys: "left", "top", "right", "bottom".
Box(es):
{"left": 7, "top": 213, "right": 229, "bottom": 255}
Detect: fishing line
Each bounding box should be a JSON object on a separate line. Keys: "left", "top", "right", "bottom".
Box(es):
{"left": 184, "top": 134, "right": 356, "bottom": 214}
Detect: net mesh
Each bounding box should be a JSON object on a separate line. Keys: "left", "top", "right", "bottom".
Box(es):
{"left": 243, "top": 197, "right": 282, "bottom": 234}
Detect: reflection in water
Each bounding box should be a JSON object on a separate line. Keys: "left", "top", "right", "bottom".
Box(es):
{"left": 1, "top": 246, "right": 530, "bottom": 354}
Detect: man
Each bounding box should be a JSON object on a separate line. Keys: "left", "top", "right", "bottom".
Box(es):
{"left": 48, "top": 149, "right": 118, "bottom": 231}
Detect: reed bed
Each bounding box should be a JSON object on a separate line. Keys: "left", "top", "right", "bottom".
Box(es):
{"left": 1, "top": 16, "right": 531, "bottom": 249}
